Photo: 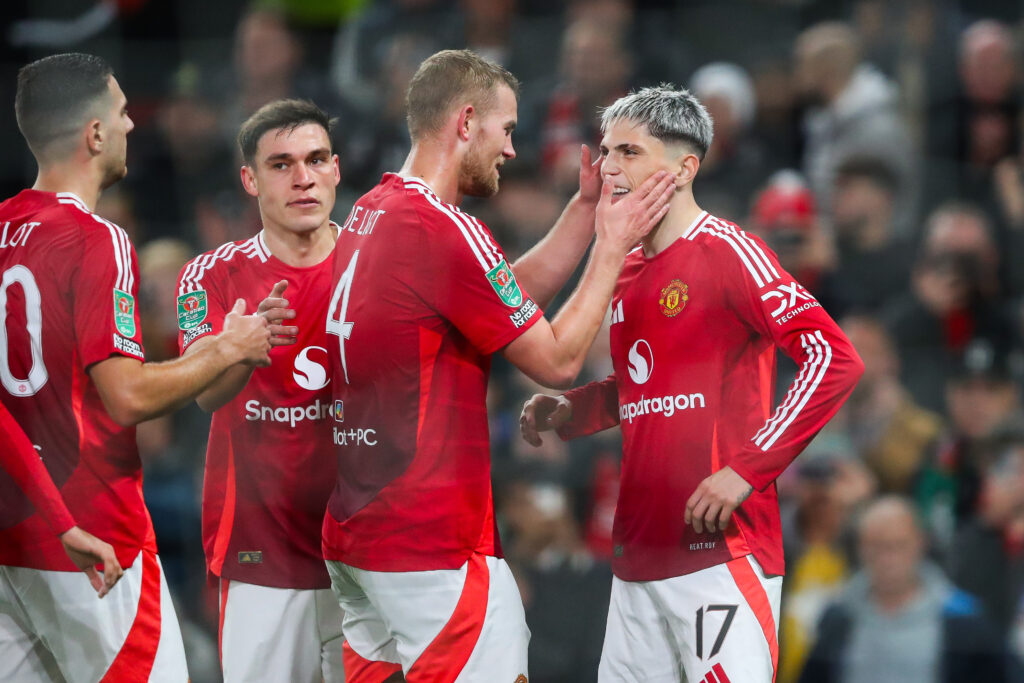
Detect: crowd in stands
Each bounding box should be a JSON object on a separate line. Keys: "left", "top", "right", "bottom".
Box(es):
{"left": 4, "top": 0, "right": 1024, "bottom": 680}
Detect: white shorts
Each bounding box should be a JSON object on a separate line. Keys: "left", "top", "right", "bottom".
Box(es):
{"left": 599, "top": 555, "right": 782, "bottom": 683}
{"left": 326, "top": 552, "right": 530, "bottom": 683}
{"left": 218, "top": 579, "right": 347, "bottom": 683}
{"left": 0, "top": 550, "right": 188, "bottom": 683}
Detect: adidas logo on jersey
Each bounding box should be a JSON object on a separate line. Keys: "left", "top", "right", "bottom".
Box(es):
{"left": 610, "top": 299, "right": 624, "bottom": 325}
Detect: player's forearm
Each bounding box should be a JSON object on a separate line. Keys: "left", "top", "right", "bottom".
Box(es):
{"left": 543, "top": 239, "right": 625, "bottom": 384}
{"left": 557, "top": 375, "right": 621, "bottom": 440}
{"left": 185, "top": 337, "right": 255, "bottom": 412}
{"left": 195, "top": 364, "right": 255, "bottom": 413}
{"left": 92, "top": 336, "right": 245, "bottom": 426}
{"left": 0, "top": 406, "right": 76, "bottom": 535}
{"left": 512, "top": 193, "right": 597, "bottom": 308}
{"left": 734, "top": 326, "right": 865, "bottom": 491}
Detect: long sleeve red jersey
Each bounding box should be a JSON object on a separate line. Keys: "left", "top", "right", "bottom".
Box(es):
{"left": 557, "top": 212, "right": 863, "bottom": 581}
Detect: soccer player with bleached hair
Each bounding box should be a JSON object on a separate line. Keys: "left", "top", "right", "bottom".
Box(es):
{"left": 322, "top": 49, "right": 675, "bottom": 680}
{"left": 521, "top": 84, "right": 864, "bottom": 683}
{"left": 0, "top": 53, "right": 271, "bottom": 682}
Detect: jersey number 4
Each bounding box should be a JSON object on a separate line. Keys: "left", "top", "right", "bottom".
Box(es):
{"left": 326, "top": 250, "right": 359, "bottom": 384}
{"left": 0, "top": 265, "right": 48, "bottom": 396}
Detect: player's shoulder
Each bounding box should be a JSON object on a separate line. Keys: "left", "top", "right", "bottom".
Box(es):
{"left": 178, "top": 233, "right": 268, "bottom": 287}
{"left": 686, "top": 212, "right": 780, "bottom": 282}
{"left": 48, "top": 192, "right": 136, "bottom": 253}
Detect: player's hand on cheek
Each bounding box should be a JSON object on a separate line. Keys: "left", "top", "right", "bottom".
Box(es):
{"left": 578, "top": 144, "right": 604, "bottom": 205}
{"left": 595, "top": 171, "right": 675, "bottom": 252}
{"left": 257, "top": 279, "right": 298, "bottom": 346}
{"left": 520, "top": 394, "right": 573, "bottom": 447}
{"left": 684, "top": 466, "right": 754, "bottom": 534}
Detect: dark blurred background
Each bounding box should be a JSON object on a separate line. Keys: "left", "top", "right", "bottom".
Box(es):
{"left": 5, "top": 1, "right": 1024, "bottom": 681}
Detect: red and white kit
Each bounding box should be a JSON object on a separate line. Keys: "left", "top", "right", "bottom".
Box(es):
{"left": 0, "top": 190, "right": 187, "bottom": 682}
{"left": 558, "top": 212, "right": 863, "bottom": 682}
{"left": 323, "top": 174, "right": 540, "bottom": 681}
{"left": 177, "top": 230, "right": 378, "bottom": 683}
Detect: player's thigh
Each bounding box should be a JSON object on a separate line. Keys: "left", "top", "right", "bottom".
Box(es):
{"left": 313, "top": 587, "right": 348, "bottom": 683}
{"left": 598, "top": 576, "right": 683, "bottom": 683}
{"left": 220, "top": 580, "right": 327, "bottom": 683}
{"left": 450, "top": 556, "right": 529, "bottom": 683}
{"left": 349, "top": 553, "right": 529, "bottom": 683}
{"left": 655, "top": 556, "right": 782, "bottom": 683}
{"left": 4, "top": 550, "right": 188, "bottom": 683}
{"left": 0, "top": 569, "right": 65, "bottom": 683}
{"left": 326, "top": 560, "right": 402, "bottom": 674}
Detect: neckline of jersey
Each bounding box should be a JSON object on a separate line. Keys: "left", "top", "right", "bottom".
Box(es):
{"left": 255, "top": 222, "right": 339, "bottom": 273}
{"left": 639, "top": 210, "right": 709, "bottom": 263}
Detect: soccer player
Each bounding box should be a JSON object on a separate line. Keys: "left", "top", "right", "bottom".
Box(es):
{"left": 0, "top": 402, "right": 123, "bottom": 598}
{"left": 519, "top": 85, "right": 865, "bottom": 683}
{"left": 176, "top": 99, "right": 400, "bottom": 683}
{"left": 0, "top": 53, "right": 271, "bottom": 682}
{"left": 322, "top": 49, "right": 675, "bottom": 680}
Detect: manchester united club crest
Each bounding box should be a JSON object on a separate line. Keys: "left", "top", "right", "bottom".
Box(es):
{"left": 659, "top": 279, "right": 689, "bottom": 317}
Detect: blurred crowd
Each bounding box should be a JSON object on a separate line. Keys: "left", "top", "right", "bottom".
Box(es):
{"left": 5, "top": 0, "right": 1024, "bottom": 681}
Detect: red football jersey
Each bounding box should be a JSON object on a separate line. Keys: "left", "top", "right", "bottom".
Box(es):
{"left": 558, "top": 212, "right": 863, "bottom": 581}
{"left": 177, "top": 230, "right": 337, "bottom": 589}
{"left": 322, "top": 174, "right": 542, "bottom": 571}
{"left": 0, "top": 190, "right": 152, "bottom": 571}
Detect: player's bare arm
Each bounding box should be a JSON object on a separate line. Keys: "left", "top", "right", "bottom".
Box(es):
{"left": 511, "top": 144, "right": 603, "bottom": 308}
{"left": 190, "top": 280, "right": 299, "bottom": 413}
{"left": 90, "top": 298, "right": 271, "bottom": 426}
{"left": 520, "top": 393, "right": 573, "bottom": 447}
{"left": 503, "top": 171, "right": 674, "bottom": 388}
{"left": 684, "top": 466, "right": 755, "bottom": 534}
{"left": 59, "top": 526, "right": 124, "bottom": 598}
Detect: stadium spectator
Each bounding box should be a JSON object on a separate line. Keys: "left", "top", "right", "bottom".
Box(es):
{"left": 794, "top": 21, "right": 918, "bottom": 237}
{"left": 798, "top": 495, "right": 1008, "bottom": 683}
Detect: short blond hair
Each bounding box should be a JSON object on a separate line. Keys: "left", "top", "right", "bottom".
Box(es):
{"left": 405, "top": 49, "right": 519, "bottom": 141}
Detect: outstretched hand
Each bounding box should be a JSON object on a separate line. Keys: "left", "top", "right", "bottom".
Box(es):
{"left": 520, "top": 394, "right": 573, "bottom": 447}
{"left": 684, "top": 466, "right": 754, "bottom": 534}
{"left": 258, "top": 280, "right": 299, "bottom": 346}
{"left": 60, "top": 526, "right": 123, "bottom": 598}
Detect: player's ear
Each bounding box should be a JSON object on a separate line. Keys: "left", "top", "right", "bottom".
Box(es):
{"left": 85, "top": 118, "right": 103, "bottom": 156}
{"left": 332, "top": 154, "right": 341, "bottom": 187}
{"left": 240, "top": 165, "right": 259, "bottom": 197}
{"left": 676, "top": 153, "right": 700, "bottom": 187}
{"left": 456, "top": 105, "right": 474, "bottom": 142}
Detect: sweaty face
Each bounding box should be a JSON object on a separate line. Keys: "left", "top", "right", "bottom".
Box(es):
{"left": 99, "top": 76, "right": 134, "bottom": 190}
{"left": 245, "top": 123, "right": 340, "bottom": 236}
{"left": 458, "top": 84, "right": 517, "bottom": 198}
{"left": 599, "top": 118, "right": 682, "bottom": 204}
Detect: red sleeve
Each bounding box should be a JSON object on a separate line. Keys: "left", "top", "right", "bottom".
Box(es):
{"left": 0, "top": 403, "right": 75, "bottom": 535}
{"left": 175, "top": 258, "right": 228, "bottom": 353}
{"left": 556, "top": 375, "right": 620, "bottom": 440}
{"left": 720, "top": 230, "right": 864, "bottom": 491}
{"left": 73, "top": 222, "right": 146, "bottom": 366}
{"left": 417, "top": 206, "right": 543, "bottom": 355}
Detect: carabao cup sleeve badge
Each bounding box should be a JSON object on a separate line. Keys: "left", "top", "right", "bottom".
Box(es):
{"left": 486, "top": 259, "right": 523, "bottom": 307}
{"left": 113, "top": 288, "right": 137, "bottom": 336}
{"left": 177, "top": 290, "right": 208, "bottom": 330}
